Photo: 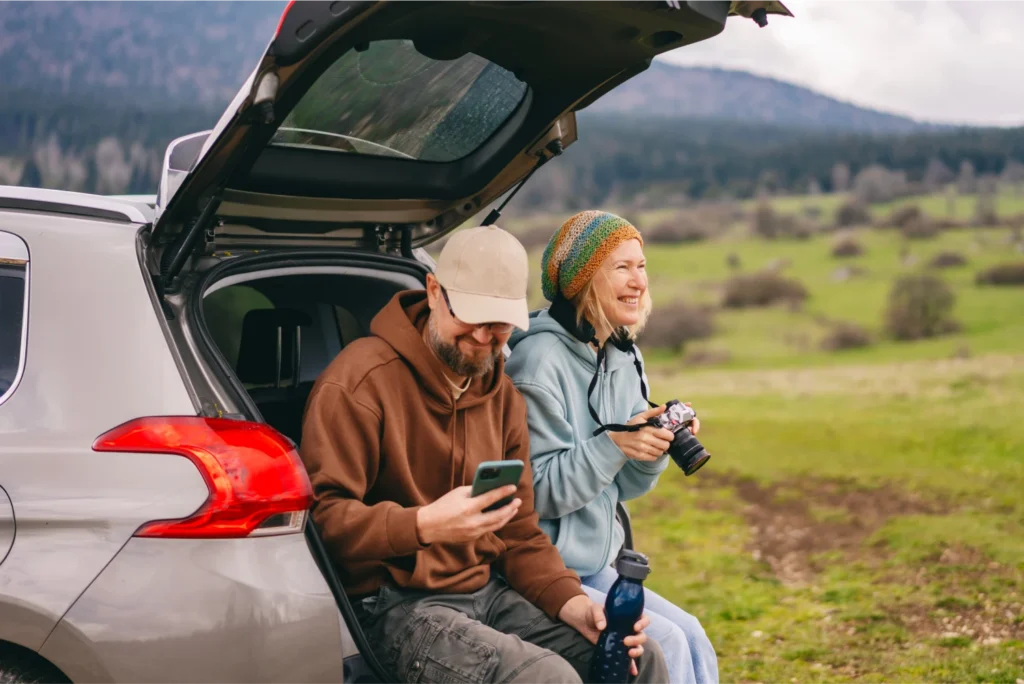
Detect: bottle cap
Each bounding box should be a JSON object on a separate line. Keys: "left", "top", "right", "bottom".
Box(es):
{"left": 615, "top": 549, "right": 651, "bottom": 581}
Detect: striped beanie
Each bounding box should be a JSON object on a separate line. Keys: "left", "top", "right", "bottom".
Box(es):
{"left": 541, "top": 210, "right": 643, "bottom": 302}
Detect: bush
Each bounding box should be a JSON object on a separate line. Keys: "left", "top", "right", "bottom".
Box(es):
{"left": 888, "top": 204, "right": 922, "bottom": 229}
{"left": 901, "top": 216, "right": 939, "bottom": 240}
{"left": 975, "top": 262, "right": 1024, "bottom": 286}
{"left": 884, "top": 274, "right": 959, "bottom": 340}
{"left": 835, "top": 201, "right": 871, "bottom": 228}
{"left": 928, "top": 251, "right": 968, "bottom": 269}
{"left": 518, "top": 224, "right": 555, "bottom": 251}
{"left": 723, "top": 272, "right": 809, "bottom": 309}
{"left": 637, "top": 301, "right": 716, "bottom": 353}
{"left": 821, "top": 322, "right": 873, "bottom": 351}
{"left": 831, "top": 236, "right": 865, "bottom": 258}
{"left": 645, "top": 218, "right": 708, "bottom": 244}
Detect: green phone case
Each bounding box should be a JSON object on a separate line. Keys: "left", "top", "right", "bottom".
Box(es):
{"left": 471, "top": 460, "right": 524, "bottom": 512}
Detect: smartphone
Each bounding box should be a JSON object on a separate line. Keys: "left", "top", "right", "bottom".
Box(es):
{"left": 470, "top": 460, "right": 524, "bottom": 512}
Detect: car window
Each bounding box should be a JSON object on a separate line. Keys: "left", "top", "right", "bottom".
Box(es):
{"left": 275, "top": 39, "right": 528, "bottom": 162}
{"left": 0, "top": 232, "right": 29, "bottom": 403}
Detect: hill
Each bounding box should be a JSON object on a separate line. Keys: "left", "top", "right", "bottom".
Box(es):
{"left": 588, "top": 62, "right": 930, "bottom": 134}
{"left": 1, "top": 0, "right": 932, "bottom": 133}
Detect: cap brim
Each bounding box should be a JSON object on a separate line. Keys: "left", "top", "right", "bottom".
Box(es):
{"left": 446, "top": 289, "right": 530, "bottom": 331}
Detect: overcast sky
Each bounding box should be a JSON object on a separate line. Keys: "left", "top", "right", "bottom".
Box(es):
{"left": 660, "top": 0, "right": 1022, "bottom": 127}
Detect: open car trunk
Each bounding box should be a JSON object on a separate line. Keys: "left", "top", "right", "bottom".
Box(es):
{"left": 148, "top": 0, "right": 789, "bottom": 291}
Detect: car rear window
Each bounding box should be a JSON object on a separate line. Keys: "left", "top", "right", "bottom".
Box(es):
{"left": 0, "top": 232, "right": 28, "bottom": 402}
{"left": 274, "top": 39, "right": 528, "bottom": 163}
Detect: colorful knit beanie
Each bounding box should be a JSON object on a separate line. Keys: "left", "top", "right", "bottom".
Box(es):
{"left": 541, "top": 210, "right": 644, "bottom": 302}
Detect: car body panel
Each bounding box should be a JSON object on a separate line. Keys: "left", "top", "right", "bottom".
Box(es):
{"left": 0, "top": 207, "right": 203, "bottom": 650}
{"left": 39, "top": 536, "right": 346, "bottom": 683}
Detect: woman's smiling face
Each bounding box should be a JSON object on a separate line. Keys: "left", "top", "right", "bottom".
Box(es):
{"left": 594, "top": 238, "right": 648, "bottom": 329}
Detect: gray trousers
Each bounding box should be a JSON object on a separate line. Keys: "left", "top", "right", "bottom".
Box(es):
{"left": 355, "top": 576, "right": 668, "bottom": 683}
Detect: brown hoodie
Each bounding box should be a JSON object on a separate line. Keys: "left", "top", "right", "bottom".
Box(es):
{"left": 300, "top": 290, "right": 584, "bottom": 619}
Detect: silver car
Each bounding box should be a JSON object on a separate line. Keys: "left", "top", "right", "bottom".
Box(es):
{"left": 0, "top": 2, "right": 786, "bottom": 681}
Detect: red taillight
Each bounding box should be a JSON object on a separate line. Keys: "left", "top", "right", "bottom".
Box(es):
{"left": 275, "top": 0, "right": 296, "bottom": 37}
{"left": 93, "top": 417, "right": 312, "bottom": 539}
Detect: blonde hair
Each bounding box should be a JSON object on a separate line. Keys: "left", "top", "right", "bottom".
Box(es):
{"left": 571, "top": 268, "right": 652, "bottom": 343}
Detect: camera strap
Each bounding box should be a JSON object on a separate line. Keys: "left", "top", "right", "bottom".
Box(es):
{"left": 588, "top": 341, "right": 658, "bottom": 436}
{"left": 547, "top": 293, "right": 658, "bottom": 437}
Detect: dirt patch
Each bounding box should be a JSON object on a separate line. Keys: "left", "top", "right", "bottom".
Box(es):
{"left": 694, "top": 472, "right": 946, "bottom": 585}
{"left": 881, "top": 544, "right": 1024, "bottom": 643}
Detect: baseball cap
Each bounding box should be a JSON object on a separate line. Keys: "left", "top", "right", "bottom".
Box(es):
{"left": 434, "top": 225, "right": 530, "bottom": 331}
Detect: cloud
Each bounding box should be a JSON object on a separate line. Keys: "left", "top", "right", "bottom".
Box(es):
{"left": 660, "top": 1, "right": 1024, "bottom": 126}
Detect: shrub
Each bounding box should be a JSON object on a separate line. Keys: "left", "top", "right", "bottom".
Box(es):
{"left": 723, "top": 272, "right": 809, "bottom": 309}
{"left": 751, "top": 202, "right": 814, "bottom": 240}
{"left": 821, "top": 322, "right": 873, "bottom": 351}
{"left": 726, "top": 252, "right": 742, "bottom": 271}
{"left": 645, "top": 218, "right": 708, "bottom": 244}
{"left": 884, "top": 273, "right": 959, "bottom": 340}
{"left": 928, "top": 251, "right": 968, "bottom": 269}
{"left": 888, "top": 204, "right": 922, "bottom": 229}
{"left": 831, "top": 236, "right": 865, "bottom": 258}
{"left": 835, "top": 201, "right": 871, "bottom": 228}
{"left": 975, "top": 262, "right": 1024, "bottom": 286}
{"left": 518, "top": 224, "right": 555, "bottom": 251}
{"left": 638, "top": 301, "right": 716, "bottom": 353}
{"left": 752, "top": 202, "right": 781, "bottom": 239}
{"left": 901, "top": 216, "right": 939, "bottom": 240}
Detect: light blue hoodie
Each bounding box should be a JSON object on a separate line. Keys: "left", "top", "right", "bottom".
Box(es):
{"left": 505, "top": 308, "right": 670, "bottom": 578}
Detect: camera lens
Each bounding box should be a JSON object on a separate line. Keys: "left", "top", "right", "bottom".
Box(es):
{"left": 667, "top": 430, "right": 710, "bottom": 476}
{"left": 480, "top": 468, "right": 499, "bottom": 480}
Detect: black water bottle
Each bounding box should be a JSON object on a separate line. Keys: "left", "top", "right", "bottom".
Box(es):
{"left": 588, "top": 550, "right": 651, "bottom": 683}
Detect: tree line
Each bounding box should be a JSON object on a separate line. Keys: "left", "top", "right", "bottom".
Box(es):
{"left": 1, "top": 98, "right": 1022, "bottom": 205}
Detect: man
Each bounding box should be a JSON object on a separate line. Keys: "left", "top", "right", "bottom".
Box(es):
{"left": 301, "top": 225, "right": 668, "bottom": 683}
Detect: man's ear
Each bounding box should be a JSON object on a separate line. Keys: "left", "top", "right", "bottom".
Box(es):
{"left": 424, "top": 273, "right": 439, "bottom": 310}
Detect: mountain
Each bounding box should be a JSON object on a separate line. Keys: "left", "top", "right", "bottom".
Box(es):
{"left": 0, "top": 1, "right": 283, "bottom": 109}
{"left": 586, "top": 62, "right": 929, "bottom": 134}
{"left": 1, "top": 1, "right": 931, "bottom": 132}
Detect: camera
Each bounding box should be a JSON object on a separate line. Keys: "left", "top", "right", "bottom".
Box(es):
{"left": 648, "top": 399, "right": 710, "bottom": 476}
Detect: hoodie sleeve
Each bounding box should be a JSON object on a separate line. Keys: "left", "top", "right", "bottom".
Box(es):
{"left": 300, "top": 381, "right": 428, "bottom": 566}
{"left": 515, "top": 380, "right": 628, "bottom": 518}
{"left": 615, "top": 349, "right": 670, "bottom": 501}
{"left": 495, "top": 394, "right": 585, "bottom": 620}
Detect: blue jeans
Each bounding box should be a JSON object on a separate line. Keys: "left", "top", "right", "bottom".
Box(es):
{"left": 581, "top": 566, "right": 719, "bottom": 684}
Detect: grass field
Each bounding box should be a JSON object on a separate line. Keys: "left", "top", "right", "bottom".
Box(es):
{"left": 632, "top": 358, "right": 1024, "bottom": 683}
{"left": 503, "top": 192, "right": 1024, "bottom": 682}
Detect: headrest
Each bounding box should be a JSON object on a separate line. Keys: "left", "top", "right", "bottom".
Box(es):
{"left": 236, "top": 308, "right": 312, "bottom": 386}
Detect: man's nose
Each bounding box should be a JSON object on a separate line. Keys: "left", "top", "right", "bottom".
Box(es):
{"left": 470, "top": 326, "right": 494, "bottom": 344}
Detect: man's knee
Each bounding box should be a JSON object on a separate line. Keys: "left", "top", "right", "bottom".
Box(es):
{"left": 508, "top": 652, "right": 582, "bottom": 684}
{"left": 635, "top": 636, "right": 669, "bottom": 684}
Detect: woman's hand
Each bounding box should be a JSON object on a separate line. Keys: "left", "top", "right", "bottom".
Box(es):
{"left": 557, "top": 595, "right": 649, "bottom": 675}
{"left": 684, "top": 402, "right": 701, "bottom": 435}
{"left": 608, "top": 406, "right": 674, "bottom": 461}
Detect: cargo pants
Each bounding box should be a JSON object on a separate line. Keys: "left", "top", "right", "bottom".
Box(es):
{"left": 354, "top": 575, "right": 668, "bottom": 683}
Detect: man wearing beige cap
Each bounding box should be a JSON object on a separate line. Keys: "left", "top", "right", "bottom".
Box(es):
{"left": 301, "top": 225, "right": 666, "bottom": 683}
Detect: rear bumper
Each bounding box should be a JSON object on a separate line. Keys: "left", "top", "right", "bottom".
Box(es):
{"left": 39, "top": 534, "right": 348, "bottom": 683}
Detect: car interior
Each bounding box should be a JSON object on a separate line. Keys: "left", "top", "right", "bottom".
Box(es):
{"left": 202, "top": 266, "right": 423, "bottom": 446}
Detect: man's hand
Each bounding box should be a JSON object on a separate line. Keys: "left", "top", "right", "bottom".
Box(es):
{"left": 415, "top": 485, "right": 521, "bottom": 545}
{"left": 557, "top": 595, "right": 650, "bottom": 675}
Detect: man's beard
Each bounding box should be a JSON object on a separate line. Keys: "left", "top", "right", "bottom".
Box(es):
{"left": 427, "top": 316, "right": 500, "bottom": 378}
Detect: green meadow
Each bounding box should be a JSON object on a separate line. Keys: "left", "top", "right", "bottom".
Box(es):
{"left": 506, "top": 191, "right": 1024, "bottom": 682}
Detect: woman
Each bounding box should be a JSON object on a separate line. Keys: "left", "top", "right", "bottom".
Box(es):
{"left": 506, "top": 210, "right": 718, "bottom": 684}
